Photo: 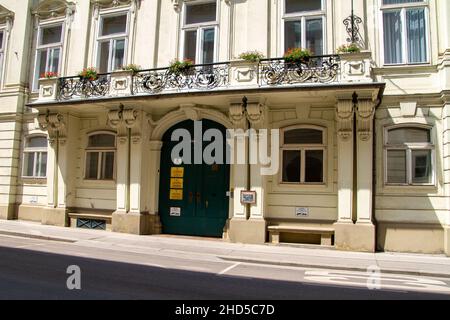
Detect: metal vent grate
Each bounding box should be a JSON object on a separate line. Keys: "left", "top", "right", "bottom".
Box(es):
{"left": 76, "top": 218, "right": 106, "bottom": 230}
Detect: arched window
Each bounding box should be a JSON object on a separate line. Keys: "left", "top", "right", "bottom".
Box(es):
{"left": 23, "top": 136, "right": 48, "bottom": 178}
{"left": 281, "top": 126, "right": 325, "bottom": 184}
{"left": 85, "top": 133, "right": 116, "bottom": 180}
{"left": 385, "top": 125, "right": 434, "bottom": 185}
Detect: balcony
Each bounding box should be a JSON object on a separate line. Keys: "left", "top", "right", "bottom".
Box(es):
{"left": 36, "top": 52, "right": 374, "bottom": 104}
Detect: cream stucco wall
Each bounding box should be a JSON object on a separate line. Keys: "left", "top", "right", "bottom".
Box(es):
{"left": 0, "top": 0, "right": 449, "bottom": 254}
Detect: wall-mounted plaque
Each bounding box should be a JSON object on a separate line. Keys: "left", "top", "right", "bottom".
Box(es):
{"left": 170, "top": 207, "right": 181, "bottom": 216}
{"left": 170, "top": 178, "right": 183, "bottom": 189}
{"left": 169, "top": 189, "right": 183, "bottom": 200}
{"left": 171, "top": 167, "right": 184, "bottom": 178}
{"left": 240, "top": 191, "right": 256, "bottom": 205}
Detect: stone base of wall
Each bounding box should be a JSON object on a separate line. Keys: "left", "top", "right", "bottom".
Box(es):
{"left": 41, "top": 207, "right": 69, "bottom": 227}
{"left": 0, "top": 204, "right": 17, "bottom": 220}
{"left": 17, "top": 204, "right": 45, "bottom": 222}
{"left": 377, "top": 222, "right": 444, "bottom": 254}
{"left": 228, "top": 218, "right": 267, "bottom": 244}
{"left": 445, "top": 227, "right": 450, "bottom": 257}
{"left": 112, "top": 211, "right": 161, "bottom": 235}
{"left": 334, "top": 221, "right": 376, "bottom": 252}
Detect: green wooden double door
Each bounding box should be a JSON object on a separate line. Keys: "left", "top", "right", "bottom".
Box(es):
{"left": 159, "top": 120, "right": 230, "bottom": 237}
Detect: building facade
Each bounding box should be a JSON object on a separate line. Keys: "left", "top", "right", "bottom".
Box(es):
{"left": 0, "top": 0, "right": 449, "bottom": 255}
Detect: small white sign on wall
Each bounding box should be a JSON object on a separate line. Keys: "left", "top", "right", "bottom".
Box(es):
{"left": 295, "top": 207, "right": 309, "bottom": 217}
{"left": 170, "top": 207, "right": 181, "bottom": 217}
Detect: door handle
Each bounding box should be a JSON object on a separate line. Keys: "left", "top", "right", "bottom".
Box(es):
{"left": 205, "top": 200, "right": 209, "bottom": 209}
{"left": 189, "top": 192, "right": 193, "bottom": 203}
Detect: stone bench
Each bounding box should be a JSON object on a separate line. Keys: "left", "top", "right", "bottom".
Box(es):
{"left": 268, "top": 225, "right": 334, "bottom": 246}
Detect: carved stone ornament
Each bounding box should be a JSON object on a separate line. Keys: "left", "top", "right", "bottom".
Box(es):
{"left": 336, "top": 100, "right": 354, "bottom": 141}
{"left": 0, "top": 5, "right": 14, "bottom": 37}
{"left": 246, "top": 103, "right": 266, "bottom": 128}
{"left": 107, "top": 107, "right": 141, "bottom": 144}
{"left": 32, "top": 0, "right": 75, "bottom": 20}
{"left": 229, "top": 103, "right": 245, "bottom": 127}
{"left": 356, "top": 100, "right": 375, "bottom": 141}
{"left": 37, "top": 112, "right": 67, "bottom": 146}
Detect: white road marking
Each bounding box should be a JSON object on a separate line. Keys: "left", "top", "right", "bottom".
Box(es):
{"left": 14, "top": 243, "right": 45, "bottom": 249}
{"left": 304, "top": 270, "right": 450, "bottom": 294}
{"left": 218, "top": 262, "right": 241, "bottom": 275}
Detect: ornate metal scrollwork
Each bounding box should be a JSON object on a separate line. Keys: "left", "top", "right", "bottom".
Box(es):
{"left": 132, "top": 63, "right": 230, "bottom": 95}
{"left": 259, "top": 55, "right": 340, "bottom": 86}
{"left": 58, "top": 75, "right": 111, "bottom": 100}
{"left": 343, "top": 14, "right": 364, "bottom": 48}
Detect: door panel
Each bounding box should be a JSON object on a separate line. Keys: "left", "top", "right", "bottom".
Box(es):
{"left": 159, "top": 120, "right": 230, "bottom": 237}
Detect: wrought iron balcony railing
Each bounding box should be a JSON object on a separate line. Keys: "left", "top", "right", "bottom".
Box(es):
{"left": 58, "top": 74, "right": 111, "bottom": 100}
{"left": 40, "top": 53, "right": 373, "bottom": 103}
{"left": 258, "top": 55, "right": 341, "bottom": 86}
{"left": 133, "top": 62, "right": 230, "bottom": 95}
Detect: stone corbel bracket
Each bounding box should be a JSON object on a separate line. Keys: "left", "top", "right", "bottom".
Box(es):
{"left": 229, "top": 103, "right": 246, "bottom": 129}
{"left": 107, "top": 107, "right": 141, "bottom": 144}
{"left": 356, "top": 99, "right": 376, "bottom": 141}
{"left": 246, "top": 103, "right": 266, "bottom": 129}
{"left": 37, "top": 112, "right": 67, "bottom": 146}
{"left": 336, "top": 100, "right": 354, "bottom": 141}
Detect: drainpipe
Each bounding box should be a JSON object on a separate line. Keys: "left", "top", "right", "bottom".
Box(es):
{"left": 243, "top": 96, "right": 251, "bottom": 220}
{"left": 126, "top": 127, "right": 131, "bottom": 213}
{"left": 53, "top": 131, "right": 59, "bottom": 209}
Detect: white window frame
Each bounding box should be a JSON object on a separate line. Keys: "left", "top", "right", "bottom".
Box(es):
{"left": 96, "top": 11, "right": 130, "bottom": 73}
{"left": 180, "top": 0, "right": 219, "bottom": 64}
{"left": 22, "top": 135, "right": 48, "bottom": 179}
{"left": 281, "top": 0, "right": 326, "bottom": 56}
{"left": 383, "top": 124, "right": 435, "bottom": 186}
{"left": 32, "top": 21, "right": 65, "bottom": 91}
{"left": 84, "top": 132, "right": 117, "bottom": 181}
{"left": 380, "top": 0, "right": 430, "bottom": 66}
{"left": 279, "top": 125, "right": 327, "bottom": 185}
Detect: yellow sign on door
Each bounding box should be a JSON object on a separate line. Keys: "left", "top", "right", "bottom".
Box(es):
{"left": 169, "top": 189, "right": 183, "bottom": 200}
{"left": 170, "top": 178, "right": 183, "bottom": 189}
{"left": 171, "top": 167, "right": 184, "bottom": 178}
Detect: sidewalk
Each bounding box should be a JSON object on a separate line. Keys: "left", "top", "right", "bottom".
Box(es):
{"left": 1, "top": 220, "right": 449, "bottom": 278}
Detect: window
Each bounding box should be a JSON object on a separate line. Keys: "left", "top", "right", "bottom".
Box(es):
{"left": 381, "top": 0, "right": 428, "bottom": 65}
{"left": 85, "top": 133, "right": 116, "bottom": 180}
{"left": 23, "top": 136, "right": 48, "bottom": 178}
{"left": 283, "top": 0, "right": 325, "bottom": 55}
{"left": 97, "top": 13, "right": 128, "bottom": 73}
{"left": 33, "top": 23, "right": 63, "bottom": 90}
{"left": 385, "top": 126, "right": 434, "bottom": 185}
{"left": 281, "top": 127, "right": 325, "bottom": 184}
{"left": 182, "top": 1, "right": 218, "bottom": 64}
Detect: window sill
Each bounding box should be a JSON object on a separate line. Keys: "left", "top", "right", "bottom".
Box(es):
{"left": 380, "top": 183, "right": 439, "bottom": 195}
{"left": 20, "top": 177, "right": 47, "bottom": 185}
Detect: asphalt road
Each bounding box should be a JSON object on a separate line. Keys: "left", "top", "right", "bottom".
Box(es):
{"left": 0, "top": 234, "right": 449, "bottom": 300}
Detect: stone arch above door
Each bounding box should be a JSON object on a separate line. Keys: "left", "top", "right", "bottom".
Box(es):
{"left": 149, "top": 105, "right": 233, "bottom": 141}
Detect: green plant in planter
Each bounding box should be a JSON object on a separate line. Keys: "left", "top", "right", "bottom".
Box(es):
{"left": 121, "top": 64, "right": 142, "bottom": 74}
{"left": 283, "top": 48, "right": 312, "bottom": 64}
{"left": 169, "top": 59, "right": 194, "bottom": 75}
{"left": 238, "top": 51, "right": 265, "bottom": 62}
{"left": 336, "top": 43, "right": 361, "bottom": 54}
{"left": 78, "top": 67, "right": 98, "bottom": 81}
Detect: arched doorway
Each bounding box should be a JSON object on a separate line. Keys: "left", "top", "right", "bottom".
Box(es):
{"left": 159, "top": 119, "right": 230, "bottom": 237}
